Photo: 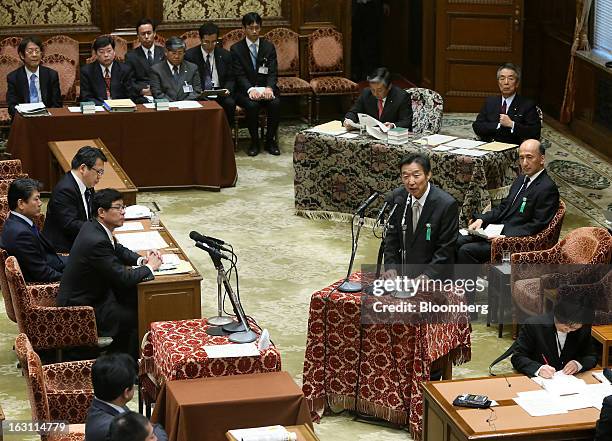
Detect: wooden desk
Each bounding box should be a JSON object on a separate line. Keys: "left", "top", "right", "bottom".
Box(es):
{"left": 48, "top": 138, "right": 137, "bottom": 205}
{"left": 592, "top": 325, "right": 612, "bottom": 367}
{"left": 226, "top": 425, "right": 320, "bottom": 441}
{"left": 113, "top": 218, "right": 202, "bottom": 342}
{"left": 422, "top": 373, "right": 601, "bottom": 440}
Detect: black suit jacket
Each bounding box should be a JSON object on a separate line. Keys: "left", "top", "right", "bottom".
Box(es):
{"left": 384, "top": 184, "right": 458, "bottom": 279}
{"left": 511, "top": 312, "right": 597, "bottom": 377}
{"left": 184, "top": 45, "right": 235, "bottom": 92}
{"left": 124, "top": 45, "right": 165, "bottom": 92}
{"left": 85, "top": 398, "right": 168, "bottom": 441}
{"left": 43, "top": 172, "right": 91, "bottom": 253}
{"left": 6, "top": 65, "right": 62, "bottom": 117}
{"left": 475, "top": 169, "right": 559, "bottom": 237}
{"left": 595, "top": 395, "right": 612, "bottom": 441}
{"left": 473, "top": 94, "right": 541, "bottom": 144}
{"left": 57, "top": 221, "right": 153, "bottom": 336}
{"left": 230, "top": 38, "right": 279, "bottom": 96}
{"left": 0, "top": 213, "right": 64, "bottom": 282}
{"left": 345, "top": 85, "right": 413, "bottom": 129}
{"left": 79, "top": 61, "right": 143, "bottom": 105}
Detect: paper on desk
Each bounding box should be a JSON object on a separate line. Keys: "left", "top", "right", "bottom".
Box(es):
{"left": 443, "top": 138, "right": 486, "bottom": 149}
{"left": 432, "top": 145, "right": 456, "bottom": 152}
{"left": 153, "top": 259, "right": 193, "bottom": 276}
{"left": 162, "top": 254, "right": 181, "bottom": 265}
{"left": 16, "top": 102, "right": 46, "bottom": 112}
{"left": 415, "top": 134, "right": 457, "bottom": 146}
{"left": 169, "top": 101, "right": 202, "bottom": 109}
{"left": 67, "top": 106, "right": 106, "bottom": 113}
{"left": 581, "top": 383, "right": 612, "bottom": 410}
{"left": 115, "top": 231, "right": 168, "bottom": 251}
{"left": 306, "top": 120, "right": 347, "bottom": 136}
{"left": 476, "top": 141, "right": 518, "bottom": 152}
{"left": 337, "top": 132, "right": 360, "bottom": 139}
{"left": 531, "top": 372, "right": 587, "bottom": 396}
{"left": 448, "top": 148, "right": 489, "bottom": 157}
{"left": 114, "top": 222, "right": 144, "bottom": 232}
{"left": 513, "top": 395, "right": 568, "bottom": 416}
{"left": 204, "top": 343, "right": 260, "bottom": 358}
{"left": 365, "top": 123, "right": 388, "bottom": 141}
{"left": 124, "top": 205, "right": 151, "bottom": 219}
{"left": 358, "top": 113, "right": 390, "bottom": 133}
{"left": 143, "top": 103, "right": 156, "bottom": 109}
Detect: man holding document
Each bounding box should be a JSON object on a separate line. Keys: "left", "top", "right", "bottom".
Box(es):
{"left": 344, "top": 67, "right": 413, "bottom": 130}
{"left": 57, "top": 189, "right": 162, "bottom": 360}
{"left": 456, "top": 139, "right": 559, "bottom": 264}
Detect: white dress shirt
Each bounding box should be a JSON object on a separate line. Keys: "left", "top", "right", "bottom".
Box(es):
{"left": 497, "top": 93, "right": 516, "bottom": 132}
{"left": 9, "top": 211, "right": 33, "bottom": 227}
{"left": 200, "top": 47, "right": 219, "bottom": 87}
{"left": 70, "top": 170, "right": 90, "bottom": 220}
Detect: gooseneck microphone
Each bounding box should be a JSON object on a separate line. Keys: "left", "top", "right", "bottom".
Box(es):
{"left": 195, "top": 241, "right": 231, "bottom": 261}
{"left": 189, "top": 231, "right": 232, "bottom": 253}
{"left": 355, "top": 191, "right": 380, "bottom": 215}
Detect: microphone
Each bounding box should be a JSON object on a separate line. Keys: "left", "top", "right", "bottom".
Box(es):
{"left": 375, "top": 201, "right": 389, "bottom": 224}
{"left": 189, "top": 231, "right": 232, "bottom": 253}
{"left": 355, "top": 192, "right": 380, "bottom": 215}
{"left": 195, "top": 241, "right": 231, "bottom": 260}
{"left": 400, "top": 193, "right": 411, "bottom": 228}
{"left": 384, "top": 203, "right": 398, "bottom": 227}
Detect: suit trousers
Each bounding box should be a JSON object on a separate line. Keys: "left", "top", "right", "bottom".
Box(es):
{"left": 213, "top": 95, "right": 236, "bottom": 126}
{"left": 456, "top": 234, "right": 491, "bottom": 264}
{"left": 235, "top": 94, "right": 281, "bottom": 143}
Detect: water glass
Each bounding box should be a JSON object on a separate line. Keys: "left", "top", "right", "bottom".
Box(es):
{"left": 502, "top": 251, "right": 511, "bottom": 264}
{"left": 150, "top": 211, "right": 160, "bottom": 228}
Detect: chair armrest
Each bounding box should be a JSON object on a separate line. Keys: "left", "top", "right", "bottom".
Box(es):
{"left": 44, "top": 360, "right": 94, "bottom": 390}
{"left": 26, "top": 282, "right": 59, "bottom": 307}
{"left": 491, "top": 235, "right": 552, "bottom": 264}
{"left": 28, "top": 305, "right": 99, "bottom": 350}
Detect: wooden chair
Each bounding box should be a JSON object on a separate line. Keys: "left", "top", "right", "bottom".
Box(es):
{"left": 307, "top": 28, "right": 358, "bottom": 123}
{"left": 43, "top": 35, "right": 79, "bottom": 64}
{"left": 42, "top": 53, "right": 77, "bottom": 103}
{"left": 264, "top": 28, "right": 312, "bottom": 123}
{"left": 221, "top": 29, "right": 245, "bottom": 51}
{"left": 0, "top": 55, "right": 22, "bottom": 127}
{"left": 0, "top": 36, "right": 21, "bottom": 58}
{"left": 180, "top": 30, "right": 201, "bottom": 50}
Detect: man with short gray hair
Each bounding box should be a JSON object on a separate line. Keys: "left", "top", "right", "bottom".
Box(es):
{"left": 149, "top": 36, "right": 201, "bottom": 101}
{"left": 344, "top": 67, "right": 412, "bottom": 130}
{"left": 473, "top": 62, "right": 540, "bottom": 145}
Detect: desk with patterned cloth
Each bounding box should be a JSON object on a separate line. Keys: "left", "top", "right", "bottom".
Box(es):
{"left": 140, "top": 318, "right": 282, "bottom": 407}
{"left": 293, "top": 131, "right": 519, "bottom": 226}
{"left": 301, "top": 273, "right": 472, "bottom": 441}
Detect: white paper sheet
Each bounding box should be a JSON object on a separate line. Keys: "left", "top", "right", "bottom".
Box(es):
{"left": 432, "top": 145, "right": 456, "bottom": 152}
{"left": 365, "top": 124, "right": 388, "bottom": 140}
{"left": 443, "top": 138, "right": 486, "bottom": 149}
{"left": 124, "top": 205, "right": 151, "bottom": 219}
{"left": 513, "top": 395, "right": 568, "bottom": 416}
{"left": 143, "top": 103, "right": 156, "bottom": 109}
{"left": 306, "top": 120, "right": 348, "bottom": 136}
{"left": 67, "top": 106, "right": 106, "bottom": 113}
{"left": 115, "top": 231, "right": 168, "bottom": 251}
{"left": 169, "top": 101, "right": 202, "bottom": 109}
{"left": 337, "top": 132, "right": 360, "bottom": 139}
{"left": 416, "top": 134, "right": 457, "bottom": 146}
{"left": 203, "top": 343, "right": 260, "bottom": 358}
{"left": 449, "top": 148, "right": 489, "bottom": 157}
{"left": 162, "top": 254, "right": 181, "bottom": 265}
{"left": 531, "top": 372, "right": 587, "bottom": 396}
{"left": 16, "top": 102, "right": 46, "bottom": 112}
{"left": 114, "top": 222, "right": 144, "bottom": 232}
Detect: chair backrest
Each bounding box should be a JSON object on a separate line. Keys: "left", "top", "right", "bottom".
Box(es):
{"left": 89, "top": 35, "right": 128, "bottom": 61}
{"left": 0, "top": 55, "right": 23, "bottom": 106}
{"left": 221, "top": 29, "right": 244, "bottom": 51}
{"left": 0, "top": 159, "right": 23, "bottom": 177}
{"left": 5, "top": 256, "right": 33, "bottom": 335}
{"left": 0, "top": 37, "right": 22, "bottom": 58}
{"left": 307, "top": 28, "right": 345, "bottom": 76}
{"left": 264, "top": 28, "right": 299, "bottom": 76}
{"left": 43, "top": 35, "right": 79, "bottom": 65}
{"left": 0, "top": 198, "right": 8, "bottom": 233}
{"left": 133, "top": 34, "right": 166, "bottom": 49}
{"left": 42, "top": 53, "right": 76, "bottom": 98}
{"left": 405, "top": 87, "right": 444, "bottom": 134}
{"left": 180, "top": 30, "right": 201, "bottom": 50}
{"left": 0, "top": 247, "right": 16, "bottom": 322}
{"left": 538, "top": 200, "right": 566, "bottom": 248}
{"left": 559, "top": 227, "right": 612, "bottom": 264}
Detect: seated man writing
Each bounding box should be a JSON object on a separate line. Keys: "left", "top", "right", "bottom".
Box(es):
{"left": 344, "top": 67, "right": 413, "bottom": 130}
{"left": 511, "top": 299, "right": 596, "bottom": 378}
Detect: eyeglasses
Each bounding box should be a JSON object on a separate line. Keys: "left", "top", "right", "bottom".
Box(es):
{"left": 90, "top": 166, "right": 105, "bottom": 176}
{"left": 109, "top": 205, "right": 126, "bottom": 212}
{"left": 246, "top": 25, "right": 261, "bottom": 31}
{"left": 201, "top": 39, "right": 218, "bottom": 46}
{"left": 25, "top": 48, "right": 41, "bottom": 55}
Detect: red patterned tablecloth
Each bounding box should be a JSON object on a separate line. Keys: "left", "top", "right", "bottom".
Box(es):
{"left": 141, "top": 318, "right": 282, "bottom": 386}
{"left": 301, "top": 272, "right": 471, "bottom": 441}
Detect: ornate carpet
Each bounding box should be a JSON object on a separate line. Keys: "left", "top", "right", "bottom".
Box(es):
{"left": 0, "top": 114, "right": 609, "bottom": 441}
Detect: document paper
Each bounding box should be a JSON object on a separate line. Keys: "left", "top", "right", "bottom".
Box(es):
{"left": 531, "top": 372, "right": 587, "bottom": 396}
{"left": 203, "top": 343, "right": 260, "bottom": 358}
{"left": 115, "top": 231, "right": 168, "bottom": 251}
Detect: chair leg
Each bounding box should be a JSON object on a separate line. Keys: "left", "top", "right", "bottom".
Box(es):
{"left": 138, "top": 384, "right": 144, "bottom": 414}
{"left": 307, "top": 95, "right": 312, "bottom": 125}
{"left": 234, "top": 119, "right": 239, "bottom": 152}
{"left": 315, "top": 95, "right": 320, "bottom": 124}
{"left": 56, "top": 348, "right": 63, "bottom": 362}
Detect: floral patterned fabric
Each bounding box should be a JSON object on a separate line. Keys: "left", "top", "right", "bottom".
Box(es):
{"left": 405, "top": 88, "right": 444, "bottom": 135}
{"left": 0, "top": 107, "right": 10, "bottom": 122}
{"left": 0, "top": 55, "right": 22, "bottom": 106}
{"left": 308, "top": 28, "right": 345, "bottom": 75}
{"left": 0, "top": 247, "right": 16, "bottom": 322}
{"left": 140, "top": 318, "right": 282, "bottom": 404}
{"left": 277, "top": 76, "right": 312, "bottom": 95}
{"left": 264, "top": 28, "right": 300, "bottom": 75}
{"left": 221, "top": 29, "right": 245, "bottom": 51}
{"left": 180, "top": 30, "right": 200, "bottom": 50}
{"left": 0, "top": 37, "right": 21, "bottom": 58}
{"left": 5, "top": 256, "right": 99, "bottom": 351}
{"left": 301, "top": 272, "right": 471, "bottom": 441}
{"left": 293, "top": 131, "right": 519, "bottom": 227}
{"left": 0, "top": 159, "right": 23, "bottom": 177}
{"left": 42, "top": 53, "right": 76, "bottom": 101}
{"left": 43, "top": 35, "right": 80, "bottom": 65}
{"left": 309, "top": 76, "right": 358, "bottom": 95}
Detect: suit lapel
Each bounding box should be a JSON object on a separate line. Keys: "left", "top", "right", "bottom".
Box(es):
{"left": 545, "top": 325, "right": 562, "bottom": 366}
{"left": 508, "top": 95, "right": 521, "bottom": 117}
{"left": 242, "top": 40, "right": 256, "bottom": 74}
{"left": 67, "top": 173, "right": 87, "bottom": 219}
{"left": 380, "top": 87, "right": 396, "bottom": 121}
{"left": 214, "top": 48, "right": 223, "bottom": 82}
{"left": 155, "top": 46, "right": 165, "bottom": 63}
{"left": 18, "top": 67, "right": 30, "bottom": 103}
{"left": 39, "top": 67, "right": 49, "bottom": 103}
{"left": 409, "top": 187, "right": 435, "bottom": 246}
{"left": 93, "top": 62, "right": 107, "bottom": 99}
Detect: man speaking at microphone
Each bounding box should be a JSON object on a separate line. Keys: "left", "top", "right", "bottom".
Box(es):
{"left": 383, "top": 154, "right": 458, "bottom": 280}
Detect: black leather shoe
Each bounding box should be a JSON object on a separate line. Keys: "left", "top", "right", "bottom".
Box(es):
{"left": 247, "top": 142, "right": 259, "bottom": 156}
{"left": 265, "top": 141, "right": 280, "bottom": 156}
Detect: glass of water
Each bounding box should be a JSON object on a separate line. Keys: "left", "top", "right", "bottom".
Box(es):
{"left": 502, "top": 251, "right": 511, "bottom": 264}
{"left": 150, "top": 211, "right": 160, "bottom": 228}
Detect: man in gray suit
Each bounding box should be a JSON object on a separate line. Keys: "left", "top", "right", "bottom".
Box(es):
{"left": 150, "top": 36, "right": 201, "bottom": 101}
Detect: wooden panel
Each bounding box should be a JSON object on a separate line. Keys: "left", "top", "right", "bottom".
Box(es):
{"left": 447, "top": 14, "right": 513, "bottom": 51}
{"left": 424, "top": 403, "right": 445, "bottom": 441}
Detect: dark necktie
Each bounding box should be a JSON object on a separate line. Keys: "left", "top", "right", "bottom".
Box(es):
{"left": 204, "top": 54, "right": 213, "bottom": 90}
{"left": 510, "top": 176, "right": 531, "bottom": 207}
{"left": 104, "top": 68, "right": 111, "bottom": 99}
{"left": 85, "top": 188, "right": 93, "bottom": 219}
{"left": 501, "top": 99, "right": 507, "bottom": 115}
{"left": 249, "top": 43, "right": 258, "bottom": 70}
{"left": 29, "top": 74, "right": 39, "bottom": 103}
{"left": 173, "top": 66, "right": 180, "bottom": 83}
{"left": 30, "top": 223, "right": 39, "bottom": 237}
{"left": 147, "top": 49, "right": 153, "bottom": 65}
{"left": 377, "top": 98, "right": 384, "bottom": 119}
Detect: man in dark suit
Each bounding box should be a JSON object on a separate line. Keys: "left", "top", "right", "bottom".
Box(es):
{"left": 383, "top": 154, "right": 458, "bottom": 280}
{"left": 86, "top": 353, "right": 168, "bottom": 441}
{"left": 185, "top": 21, "right": 236, "bottom": 125}
{"left": 6, "top": 35, "right": 62, "bottom": 118}
{"left": 231, "top": 12, "right": 281, "bottom": 156}
{"left": 473, "top": 63, "right": 541, "bottom": 144}
{"left": 0, "top": 178, "right": 66, "bottom": 283}
{"left": 456, "top": 139, "right": 560, "bottom": 264}
{"left": 124, "top": 18, "right": 165, "bottom": 99}
{"left": 149, "top": 36, "right": 201, "bottom": 101}
{"left": 43, "top": 146, "right": 107, "bottom": 253}
{"left": 57, "top": 189, "right": 162, "bottom": 360}
{"left": 595, "top": 395, "right": 612, "bottom": 441}
{"left": 344, "top": 67, "right": 412, "bottom": 130}
{"left": 109, "top": 412, "right": 157, "bottom": 441}
{"left": 80, "top": 35, "right": 143, "bottom": 105}
{"left": 511, "top": 299, "right": 596, "bottom": 378}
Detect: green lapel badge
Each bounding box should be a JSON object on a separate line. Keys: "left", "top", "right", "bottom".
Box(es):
{"left": 426, "top": 223, "right": 431, "bottom": 241}
{"left": 519, "top": 197, "right": 527, "bottom": 213}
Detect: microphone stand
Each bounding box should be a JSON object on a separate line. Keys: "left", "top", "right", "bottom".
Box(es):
{"left": 338, "top": 212, "right": 366, "bottom": 293}
{"left": 375, "top": 204, "right": 397, "bottom": 278}
{"left": 205, "top": 262, "right": 234, "bottom": 336}
{"left": 394, "top": 195, "right": 414, "bottom": 298}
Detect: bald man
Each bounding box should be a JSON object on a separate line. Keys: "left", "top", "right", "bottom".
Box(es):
{"left": 456, "top": 139, "right": 560, "bottom": 264}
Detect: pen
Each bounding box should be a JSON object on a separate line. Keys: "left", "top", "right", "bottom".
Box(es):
{"left": 542, "top": 354, "right": 549, "bottom": 365}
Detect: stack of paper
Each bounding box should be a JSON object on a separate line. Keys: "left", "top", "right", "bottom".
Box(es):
{"left": 103, "top": 98, "right": 136, "bottom": 112}
{"left": 124, "top": 205, "right": 152, "bottom": 220}
{"left": 476, "top": 141, "right": 518, "bottom": 152}
{"left": 443, "top": 139, "right": 486, "bottom": 149}
{"left": 306, "top": 120, "right": 347, "bottom": 136}
{"left": 16, "top": 102, "right": 49, "bottom": 117}
{"left": 448, "top": 148, "right": 489, "bottom": 157}
{"left": 387, "top": 127, "right": 410, "bottom": 145}
{"left": 115, "top": 231, "right": 168, "bottom": 251}
{"left": 531, "top": 372, "right": 587, "bottom": 395}
{"left": 414, "top": 134, "right": 457, "bottom": 146}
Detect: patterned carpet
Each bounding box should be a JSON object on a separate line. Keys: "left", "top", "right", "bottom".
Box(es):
{"left": 0, "top": 114, "right": 609, "bottom": 441}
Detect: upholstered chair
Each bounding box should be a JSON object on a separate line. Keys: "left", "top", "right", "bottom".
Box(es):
{"left": 15, "top": 333, "right": 90, "bottom": 441}
{"left": 43, "top": 35, "right": 79, "bottom": 65}
{"left": 511, "top": 227, "right": 612, "bottom": 323}
{"left": 556, "top": 267, "right": 612, "bottom": 324}
{"left": 0, "top": 159, "right": 23, "bottom": 177}
{"left": 0, "top": 54, "right": 22, "bottom": 126}
{"left": 404, "top": 87, "right": 444, "bottom": 134}
{"left": 307, "top": 28, "right": 358, "bottom": 123}
{"left": 0, "top": 36, "right": 21, "bottom": 58}
{"left": 42, "top": 53, "right": 77, "bottom": 102}
{"left": 221, "top": 28, "right": 245, "bottom": 51}
{"left": 491, "top": 201, "right": 566, "bottom": 264}
{"left": 85, "top": 35, "right": 128, "bottom": 63}
{"left": 180, "top": 30, "right": 201, "bottom": 50}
